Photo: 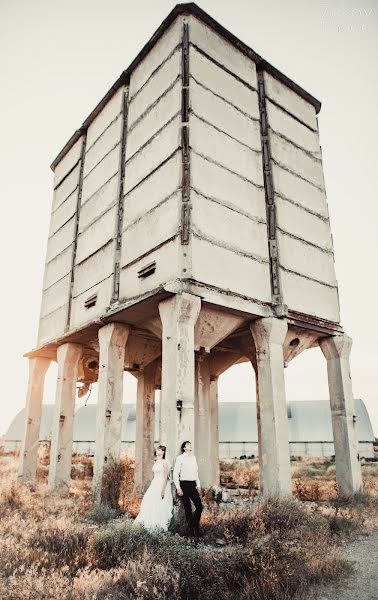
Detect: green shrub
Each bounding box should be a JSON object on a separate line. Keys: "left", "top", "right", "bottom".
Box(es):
{"left": 88, "top": 498, "right": 351, "bottom": 600}
{"left": 86, "top": 504, "right": 120, "bottom": 524}
{"left": 327, "top": 514, "right": 359, "bottom": 537}
{"left": 90, "top": 520, "right": 239, "bottom": 599}
{"left": 99, "top": 457, "right": 134, "bottom": 510}
{"left": 325, "top": 464, "right": 336, "bottom": 477}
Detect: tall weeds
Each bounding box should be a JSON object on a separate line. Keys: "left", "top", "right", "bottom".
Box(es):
{"left": 0, "top": 453, "right": 377, "bottom": 600}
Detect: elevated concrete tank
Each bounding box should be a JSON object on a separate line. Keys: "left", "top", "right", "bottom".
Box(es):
{"left": 19, "top": 3, "right": 362, "bottom": 499}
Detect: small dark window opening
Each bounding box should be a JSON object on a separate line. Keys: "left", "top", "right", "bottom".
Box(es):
{"left": 138, "top": 261, "right": 156, "bottom": 279}
{"left": 289, "top": 337, "right": 300, "bottom": 347}
{"left": 88, "top": 360, "right": 98, "bottom": 370}
{"left": 84, "top": 294, "right": 97, "bottom": 309}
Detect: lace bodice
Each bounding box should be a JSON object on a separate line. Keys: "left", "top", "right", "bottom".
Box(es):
{"left": 152, "top": 459, "right": 167, "bottom": 478}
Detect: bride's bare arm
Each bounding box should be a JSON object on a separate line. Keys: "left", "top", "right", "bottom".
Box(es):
{"left": 161, "top": 460, "right": 169, "bottom": 498}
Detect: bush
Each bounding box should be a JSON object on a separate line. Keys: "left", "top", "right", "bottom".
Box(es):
{"left": 294, "top": 477, "right": 322, "bottom": 501}
{"left": 86, "top": 504, "right": 120, "bottom": 524}
{"left": 88, "top": 498, "right": 352, "bottom": 599}
{"left": 100, "top": 456, "right": 134, "bottom": 510}
{"left": 90, "top": 520, "right": 236, "bottom": 599}
{"left": 299, "top": 465, "right": 326, "bottom": 478}
{"left": 327, "top": 514, "right": 359, "bottom": 537}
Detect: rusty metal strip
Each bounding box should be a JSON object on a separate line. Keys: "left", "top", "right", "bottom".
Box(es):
{"left": 181, "top": 22, "right": 190, "bottom": 245}
{"left": 287, "top": 310, "right": 343, "bottom": 334}
{"left": 257, "top": 70, "right": 284, "bottom": 308}
{"left": 112, "top": 89, "right": 129, "bottom": 302}
{"left": 66, "top": 133, "right": 87, "bottom": 331}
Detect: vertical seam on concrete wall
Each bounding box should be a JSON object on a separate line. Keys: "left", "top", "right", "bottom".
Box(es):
{"left": 66, "top": 133, "right": 87, "bottom": 331}
{"left": 181, "top": 21, "right": 190, "bottom": 245}
{"left": 112, "top": 88, "right": 129, "bottom": 302}
{"left": 257, "top": 70, "right": 283, "bottom": 307}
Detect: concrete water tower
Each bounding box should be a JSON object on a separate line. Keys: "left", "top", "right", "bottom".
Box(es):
{"left": 18, "top": 3, "right": 362, "bottom": 498}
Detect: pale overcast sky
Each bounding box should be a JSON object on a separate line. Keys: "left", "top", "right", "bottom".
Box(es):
{"left": 0, "top": 0, "right": 377, "bottom": 437}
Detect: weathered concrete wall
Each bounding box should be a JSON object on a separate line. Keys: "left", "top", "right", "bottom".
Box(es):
{"left": 71, "top": 87, "right": 126, "bottom": 329}
{"left": 264, "top": 72, "right": 339, "bottom": 322}
{"left": 38, "top": 137, "right": 84, "bottom": 345}
{"left": 120, "top": 237, "right": 181, "bottom": 301}
{"left": 189, "top": 17, "right": 257, "bottom": 87}
{"left": 188, "top": 22, "right": 270, "bottom": 304}
{"left": 119, "top": 17, "right": 183, "bottom": 304}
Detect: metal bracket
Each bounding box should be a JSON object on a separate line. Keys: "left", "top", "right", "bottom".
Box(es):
{"left": 181, "top": 203, "right": 190, "bottom": 244}
{"left": 181, "top": 22, "right": 191, "bottom": 246}
{"left": 257, "top": 71, "right": 284, "bottom": 307}
{"left": 112, "top": 89, "right": 129, "bottom": 303}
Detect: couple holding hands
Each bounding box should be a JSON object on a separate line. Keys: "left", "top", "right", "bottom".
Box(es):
{"left": 134, "top": 440, "right": 203, "bottom": 537}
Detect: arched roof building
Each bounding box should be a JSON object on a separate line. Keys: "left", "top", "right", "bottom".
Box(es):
{"left": 6, "top": 399, "right": 375, "bottom": 458}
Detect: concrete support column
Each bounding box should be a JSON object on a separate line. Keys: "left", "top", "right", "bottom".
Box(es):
{"left": 320, "top": 335, "right": 362, "bottom": 496}
{"left": 251, "top": 362, "right": 264, "bottom": 492}
{"left": 48, "top": 343, "right": 82, "bottom": 493}
{"left": 195, "top": 352, "right": 211, "bottom": 488}
{"left": 209, "top": 376, "right": 220, "bottom": 487}
{"left": 18, "top": 357, "right": 51, "bottom": 484}
{"left": 134, "top": 360, "right": 158, "bottom": 495}
{"left": 158, "top": 293, "right": 201, "bottom": 463}
{"left": 93, "top": 323, "right": 130, "bottom": 497}
{"left": 250, "top": 317, "right": 291, "bottom": 496}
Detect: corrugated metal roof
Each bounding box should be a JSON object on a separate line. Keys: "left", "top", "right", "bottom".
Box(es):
{"left": 218, "top": 399, "right": 374, "bottom": 442}
{"left": 6, "top": 400, "right": 374, "bottom": 444}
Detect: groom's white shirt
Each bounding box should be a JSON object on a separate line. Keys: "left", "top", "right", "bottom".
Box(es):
{"left": 173, "top": 453, "right": 200, "bottom": 489}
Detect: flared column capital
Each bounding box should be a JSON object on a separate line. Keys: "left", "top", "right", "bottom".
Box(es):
{"left": 250, "top": 317, "right": 288, "bottom": 353}
{"left": 56, "top": 342, "right": 83, "bottom": 364}
{"left": 98, "top": 322, "right": 131, "bottom": 349}
{"left": 320, "top": 334, "right": 353, "bottom": 361}
{"left": 159, "top": 293, "right": 201, "bottom": 327}
{"left": 28, "top": 356, "right": 51, "bottom": 376}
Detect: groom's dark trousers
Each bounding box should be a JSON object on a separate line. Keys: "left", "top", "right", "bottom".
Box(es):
{"left": 180, "top": 480, "right": 203, "bottom": 534}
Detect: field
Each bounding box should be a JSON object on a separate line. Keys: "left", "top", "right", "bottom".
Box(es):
{"left": 0, "top": 451, "right": 377, "bottom": 600}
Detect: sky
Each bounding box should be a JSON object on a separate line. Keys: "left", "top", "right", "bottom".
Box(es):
{"left": 0, "top": 0, "right": 377, "bottom": 437}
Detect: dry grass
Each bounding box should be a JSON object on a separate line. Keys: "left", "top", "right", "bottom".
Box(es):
{"left": 220, "top": 458, "right": 260, "bottom": 492}
{"left": 0, "top": 451, "right": 377, "bottom": 599}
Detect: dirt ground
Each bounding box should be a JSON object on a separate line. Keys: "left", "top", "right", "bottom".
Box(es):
{"left": 318, "top": 530, "right": 378, "bottom": 600}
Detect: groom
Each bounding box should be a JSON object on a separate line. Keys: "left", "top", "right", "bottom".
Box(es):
{"left": 173, "top": 441, "right": 203, "bottom": 537}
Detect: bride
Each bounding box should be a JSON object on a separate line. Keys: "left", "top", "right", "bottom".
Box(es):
{"left": 134, "top": 445, "right": 173, "bottom": 531}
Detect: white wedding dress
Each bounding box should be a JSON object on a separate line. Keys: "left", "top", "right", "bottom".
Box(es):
{"left": 134, "top": 459, "right": 173, "bottom": 531}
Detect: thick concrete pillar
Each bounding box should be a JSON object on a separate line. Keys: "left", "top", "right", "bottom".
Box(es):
{"left": 134, "top": 360, "right": 158, "bottom": 495}
{"left": 251, "top": 362, "right": 264, "bottom": 491}
{"left": 93, "top": 323, "right": 130, "bottom": 497}
{"left": 48, "top": 343, "right": 82, "bottom": 492}
{"left": 209, "top": 376, "right": 220, "bottom": 487}
{"left": 158, "top": 293, "right": 201, "bottom": 463}
{"left": 195, "top": 352, "right": 211, "bottom": 488}
{"left": 250, "top": 317, "right": 291, "bottom": 496}
{"left": 320, "top": 334, "right": 362, "bottom": 496}
{"left": 18, "top": 357, "right": 51, "bottom": 484}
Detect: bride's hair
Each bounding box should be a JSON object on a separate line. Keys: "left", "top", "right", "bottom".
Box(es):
{"left": 157, "top": 445, "right": 166, "bottom": 459}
